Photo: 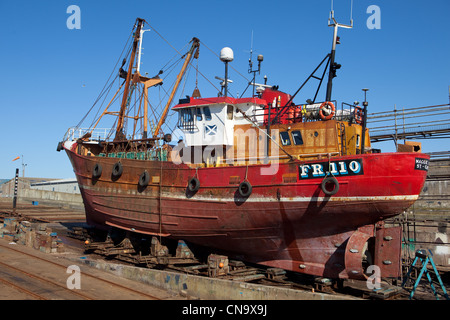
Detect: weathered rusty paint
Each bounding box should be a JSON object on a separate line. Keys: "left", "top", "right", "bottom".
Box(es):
{"left": 65, "top": 144, "right": 428, "bottom": 280}
{"left": 374, "top": 226, "right": 402, "bottom": 278}
{"left": 344, "top": 229, "right": 373, "bottom": 280}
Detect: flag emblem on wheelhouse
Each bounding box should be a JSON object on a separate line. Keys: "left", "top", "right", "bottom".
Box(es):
{"left": 205, "top": 125, "right": 217, "bottom": 136}
{"left": 299, "top": 159, "right": 364, "bottom": 180}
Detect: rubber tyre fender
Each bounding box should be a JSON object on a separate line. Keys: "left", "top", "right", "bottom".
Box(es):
{"left": 138, "top": 171, "right": 150, "bottom": 188}
{"left": 238, "top": 181, "right": 252, "bottom": 197}
{"left": 188, "top": 177, "right": 200, "bottom": 192}
{"left": 112, "top": 162, "right": 123, "bottom": 178}
{"left": 321, "top": 177, "right": 339, "bottom": 196}
{"left": 92, "top": 163, "right": 102, "bottom": 179}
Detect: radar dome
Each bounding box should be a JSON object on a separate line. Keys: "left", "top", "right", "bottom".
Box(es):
{"left": 220, "top": 47, "right": 234, "bottom": 62}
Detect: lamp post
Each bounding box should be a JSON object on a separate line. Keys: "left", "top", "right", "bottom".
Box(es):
{"left": 21, "top": 155, "right": 27, "bottom": 177}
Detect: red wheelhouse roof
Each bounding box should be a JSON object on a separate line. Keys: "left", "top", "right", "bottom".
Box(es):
{"left": 172, "top": 96, "right": 268, "bottom": 110}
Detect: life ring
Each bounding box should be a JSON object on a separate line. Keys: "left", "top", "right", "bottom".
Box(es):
{"left": 188, "top": 177, "right": 200, "bottom": 192}
{"left": 112, "top": 162, "right": 123, "bottom": 178}
{"left": 238, "top": 181, "right": 252, "bottom": 197}
{"left": 354, "top": 106, "right": 363, "bottom": 124}
{"left": 319, "top": 101, "right": 335, "bottom": 121}
{"left": 92, "top": 163, "right": 102, "bottom": 179}
{"left": 138, "top": 171, "right": 150, "bottom": 188}
{"left": 321, "top": 177, "right": 339, "bottom": 196}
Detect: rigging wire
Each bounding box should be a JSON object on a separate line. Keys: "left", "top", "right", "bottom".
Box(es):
{"left": 144, "top": 21, "right": 184, "bottom": 57}
{"left": 200, "top": 40, "right": 251, "bottom": 84}
{"left": 73, "top": 27, "right": 134, "bottom": 131}
{"left": 87, "top": 76, "right": 118, "bottom": 129}
{"left": 142, "top": 24, "right": 223, "bottom": 96}
{"left": 180, "top": 62, "right": 193, "bottom": 100}
{"left": 74, "top": 18, "right": 261, "bottom": 141}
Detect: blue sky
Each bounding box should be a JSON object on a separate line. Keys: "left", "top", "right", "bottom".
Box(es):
{"left": 0, "top": 0, "right": 449, "bottom": 179}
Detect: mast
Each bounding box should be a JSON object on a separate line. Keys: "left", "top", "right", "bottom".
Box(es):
{"left": 115, "top": 18, "right": 145, "bottom": 141}
{"left": 153, "top": 37, "right": 200, "bottom": 138}
{"left": 325, "top": 23, "right": 339, "bottom": 102}
{"left": 325, "top": 5, "right": 353, "bottom": 102}
{"left": 137, "top": 28, "right": 151, "bottom": 73}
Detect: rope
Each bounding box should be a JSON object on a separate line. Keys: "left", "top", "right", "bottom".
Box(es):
{"left": 72, "top": 18, "right": 263, "bottom": 142}
{"left": 73, "top": 27, "right": 134, "bottom": 132}
{"left": 200, "top": 40, "right": 251, "bottom": 84}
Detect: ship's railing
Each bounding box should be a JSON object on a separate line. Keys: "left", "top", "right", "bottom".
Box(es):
{"left": 250, "top": 100, "right": 356, "bottom": 124}
{"left": 64, "top": 127, "right": 112, "bottom": 141}
{"left": 96, "top": 148, "right": 169, "bottom": 161}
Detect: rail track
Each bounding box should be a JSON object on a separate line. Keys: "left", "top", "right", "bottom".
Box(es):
{"left": 0, "top": 274, "right": 47, "bottom": 300}
{"left": 0, "top": 198, "right": 86, "bottom": 223}
{"left": 0, "top": 241, "right": 164, "bottom": 300}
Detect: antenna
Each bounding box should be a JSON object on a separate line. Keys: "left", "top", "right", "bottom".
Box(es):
{"left": 137, "top": 28, "right": 151, "bottom": 73}
{"left": 325, "top": 0, "right": 353, "bottom": 102}
{"left": 247, "top": 31, "right": 264, "bottom": 97}
{"left": 215, "top": 76, "right": 233, "bottom": 95}
{"left": 328, "top": 0, "right": 353, "bottom": 28}
{"left": 248, "top": 30, "right": 254, "bottom": 74}
{"left": 350, "top": 0, "right": 353, "bottom": 23}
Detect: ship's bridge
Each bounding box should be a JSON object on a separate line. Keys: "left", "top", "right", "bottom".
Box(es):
{"left": 172, "top": 96, "right": 267, "bottom": 147}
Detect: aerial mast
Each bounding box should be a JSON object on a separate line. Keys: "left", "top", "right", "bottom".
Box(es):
{"left": 325, "top": 1, "right": 353, "bottom": 102}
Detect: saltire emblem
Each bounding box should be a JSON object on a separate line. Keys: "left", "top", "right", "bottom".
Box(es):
{"left": 205, "top": 125, "right": 217, "bottom": 136}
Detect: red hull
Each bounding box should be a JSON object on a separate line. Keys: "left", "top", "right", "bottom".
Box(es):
{"left": 65, "top": 145, "right": 428, "bottom": 279}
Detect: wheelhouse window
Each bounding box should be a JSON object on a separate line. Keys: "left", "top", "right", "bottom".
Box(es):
{"left": 203, "top": 106, "right": 212, "bottom": 121}
{"left": 178, "top": 108, "right": 196, "bottom": 130}
{"left": 196, "top": 108, "right": 203, "bottom": 121}
{"left": 227, "top": 105, "right": 234, "bottom": 120}
{"left": 280, "top": 132, "right": 292, "bottom": 146}
{"left": 181, "top": 108, "right": 194, "bottom": 123}
{"left": 291, "top": 131, "right": 304, "bottom": 145}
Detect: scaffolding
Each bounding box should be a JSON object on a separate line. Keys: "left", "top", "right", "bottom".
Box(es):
{"left": 368, "top": 103, "right": 450, "bottom": 144}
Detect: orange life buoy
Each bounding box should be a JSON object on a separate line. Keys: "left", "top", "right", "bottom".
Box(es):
{"left": 288, "top": 106, "right": 295, "bottom": 123}
{"left": 354, "top": 106, "right": 363, "bottom": 124}
{"left": 319, "top": 101, "right": 335, "bottom": 121}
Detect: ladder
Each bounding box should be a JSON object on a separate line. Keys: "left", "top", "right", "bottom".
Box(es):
{"left": 402, "top": 249, "right": 449, "bottom": 300}
{"left": 337, "top": 122, "right": 347, "bottom": 156}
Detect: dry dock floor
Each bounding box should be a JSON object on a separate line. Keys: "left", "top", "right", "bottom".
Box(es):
{"left": 1, "top": 198, "right": 447, "bottom": 301}
{"left": 0, "top": 198, "right": 86, "bottom": 223}
{"left": 0, "top": 198, "right": 183, "bottom": 300}
{"left": 0, "top": 237, "right": 183, "bottom": 300}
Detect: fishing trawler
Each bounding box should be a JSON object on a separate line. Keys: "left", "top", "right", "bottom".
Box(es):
{"left": 58, "top": 16, "right": 429, "bottom": 280}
